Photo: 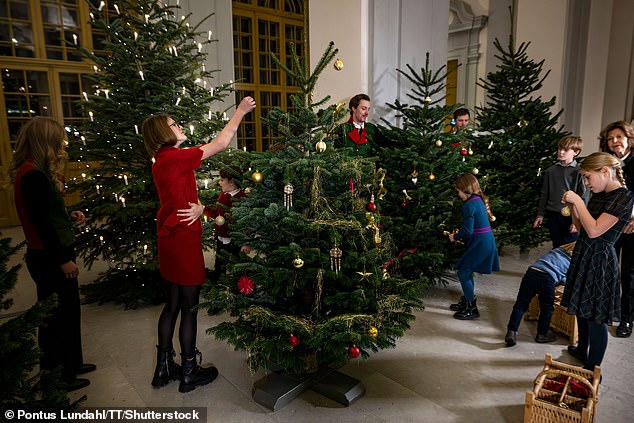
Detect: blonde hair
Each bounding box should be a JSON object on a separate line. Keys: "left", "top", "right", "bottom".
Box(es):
{"left": 142, "top": 113, "right": 179, "bottom": 158}
{"left": 455, "top": 173, "right": 494, "bottom": 220}
{"left": 8, "top": 116, "right": 67, "bottom": 192}
{"left": 579, "top": 152, "right": 626, "bottom": 188}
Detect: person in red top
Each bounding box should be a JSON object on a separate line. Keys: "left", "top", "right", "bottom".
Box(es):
{"left": 142, "top": 96, "right": 255, "bottom": 393}
{"left": 9, "top": 116, "right": 95, "bottom": 392}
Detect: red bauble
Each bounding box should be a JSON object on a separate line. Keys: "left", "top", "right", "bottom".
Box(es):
{"left": 347, "top": 345, "right": 361, "bottom": 359}
{"left": 237, "top": 276, "right": 255, "bottom": 295}
{"left": 367, "top": 202, "right": 377, "bottom": 212}
{"left": 289, "top": 335, "right": 299, "bottom": 347}
{"left": 401, "top": 201, "right": 407, "bottom": 207}
{"left": 460, "top": 148, "right": 467, "bottom": 156}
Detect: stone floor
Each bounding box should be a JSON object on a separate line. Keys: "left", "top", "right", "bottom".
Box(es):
{"left": 3, "top": 224, "right": 633, "bottom": 422}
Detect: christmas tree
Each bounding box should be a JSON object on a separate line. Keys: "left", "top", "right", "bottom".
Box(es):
{"left": 0, "top": 235, "right": 76, "bottom": 410}
{"left": 67, "top": 0, "right": 233, "bottom": 307}
{"left": 203, "top": 42, "right": 426, "bottom": 374}
{"left": 476, "top": 29, "right": 568, "bottom": 251}
{"left": 377, "top": 54, "right": 492, "bottom": 282}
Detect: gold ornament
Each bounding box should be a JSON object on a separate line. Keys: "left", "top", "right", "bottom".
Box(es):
{"left": 435, "top": 139, "right": 442, "bottom": 147}
{"left": 368, "top": 326, "right": 378, "bottom": 337}
{"left": 251, "top": 171, "right": 263, "bottom": 183}
{"left": 428, "top": 173, "right": 435, "bottom": 181}
{"left": 333, "top": 58, "right": 344, "bottom": 71}
{"left": 471, "top": 168, "right": 479, "bottom": 175}
{"left": 561, "top": 206, "right": 571, "bottom": 217}
{"left": 214, "top": 215, "right": 225, "bottom": 226}
{"left": 468, "top": 148, "right": 474, "bottom": 156}
{"left": 292, "top": 255, "right": 304, "bottom": 268}
{"left": 490, "top": 215, "right": 497, "bottom": 222}
{"left": 375, "top": 168, "right": 388, "bottom": 199}
{"left": 283, "top": 183, "right": 294, "bottom": 210}
{"left": 316, "top": 140, "right": 327, "bottom": 152}
{"left": 424, "top": 95, "right": 432, "bottom": 103}
{"left": 330, "top": 246, "right": 342, "bottom": 273}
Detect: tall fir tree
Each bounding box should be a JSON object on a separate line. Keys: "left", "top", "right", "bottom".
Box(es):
{"left": 476, "top": 31, "right": 569, "bottom": 251}
{"left": 0, "top": 235, "right": 76, "bottom": 410}
{"left": 377, "top": 54, "right": 493, "bottom": 282}
{"left": 67, "top": 0, "right": 233, "bottom": 307}
{"left": 203, "top": 42, "right": 426, "bottom": 374}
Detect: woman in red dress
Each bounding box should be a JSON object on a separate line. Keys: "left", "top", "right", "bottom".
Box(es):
{"left": 142, "top": 96, "right": 255, "bottom": 393}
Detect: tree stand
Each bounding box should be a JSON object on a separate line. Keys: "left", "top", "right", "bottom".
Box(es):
{"left": 252, "top": 366, "right": 365, "bottom": 411}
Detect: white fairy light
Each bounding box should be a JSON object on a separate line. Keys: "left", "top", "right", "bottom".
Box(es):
{"left": 104, "top": 89, "right": 109, "bottom": 99}
{"left": 175, "top": 97, "right": 181, "bottom": 106}
{"left": 121, "top": 197, "right": 126, "bottom": 207}
{"left": 82, "top": 91, "right": 88, "bottom": 101}
{"left": 98, "top": 1, "right": 105, "bottom": 11}
{"left": 139, "top": 70, "right": 144, "bottom": 80}
{"left": 123, "top": 175, "right": 128, "bottom": 185}
{"left": 134, "top": 32, "right": 138, "bottom": 41}
{"left": 208, "top": 30, "right": 212, "bottom": 41}
{"left": 89, "top": 111, "right": 94, "bottom": 121}
{"left": 189, "top": 124, "right": 194, "bottom": 135}
{"left": 114, "top": 4, "right": 120, "bottom": 14}
{"left": 72, "top": 34, "right": 78, "bottom": 45}
{"left": 198, "top": 42, "right": 202, "bottom": 53}
{"left": 134, "top": 124, "right": 139, "bottom": 134}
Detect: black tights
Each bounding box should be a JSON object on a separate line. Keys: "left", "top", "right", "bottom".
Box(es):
{"left": 576, "top": 317, "right": 608, "bottom": 370}
{"left": 157, "top": 283, "right": 201, "bottom": 358}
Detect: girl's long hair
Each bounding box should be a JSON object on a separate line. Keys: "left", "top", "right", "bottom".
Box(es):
{"left": 8, "top": 116, "right": 67, "bottom": 192}
{"left": 455, "top": 173, "right": 494, "bottom": 220}
{"left": 579, "top": 151, "right": 626, "bottom": 188}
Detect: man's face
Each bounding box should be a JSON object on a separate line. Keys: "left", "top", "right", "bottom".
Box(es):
{"left": 455, "top": 113, "right": 469, "bottom": 129}
{"left": 352, "top": 100, "right": 371, "bottom": 124}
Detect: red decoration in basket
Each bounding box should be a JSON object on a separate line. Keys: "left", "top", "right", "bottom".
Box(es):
{"left": 237, "top": 276, "right": 255, "bottom": 295}
{"left": 543, "top": 375, "right": 591, "bottom": 399}
{"left": 288, "top": 334, "right": 299, "bottom": 347}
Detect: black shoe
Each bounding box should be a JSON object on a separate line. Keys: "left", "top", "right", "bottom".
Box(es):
{"left": 179, "top": 351, "right": 219, "bottom": 393}
{"left": 505, "top": 330, "right": 517, "bottom": 347}
{"left": 449, "top": 296, "right": 466, "bottom": 311}
{"left": 453, "top": 301, "right": 480, "bottom": 320}
{"left": 535, "top": 331, "right": 557, "bottom": 343}
{"left": 616, "top": 321, "right": 632, "bottom": 338}
{"left": 76, "top": 363, "right": 96, "bottom": 375}
{"left": 567, "top": 345, "right": 587, "bottom": 364}
{"left": 65, "top": 378, "right": 90, "bottom": 392}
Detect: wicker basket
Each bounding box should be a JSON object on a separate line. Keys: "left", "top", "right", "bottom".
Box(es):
{"left": 524, "top": 353, "right": 600, "bottom": 423}
{"left": 525, "top": 285, "right": 578, "bottom": 345}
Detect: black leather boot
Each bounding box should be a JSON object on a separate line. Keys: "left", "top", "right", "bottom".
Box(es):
{"left": 179, "top": 350, "right": 219, "bottom": 393}
{"left": 453, "top": 299, "right": 480, "bottom": 320}
{"left": 151, "top": 346, "right": 181, "bottom": 388}
{"left": 450, "top": 296, "right": 467, "bottom": 311}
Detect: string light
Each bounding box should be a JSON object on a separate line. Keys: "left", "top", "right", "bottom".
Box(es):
{"left": 114, "top": 4, "right": 120, "bottom": 14}
{"left": 208, "top": 30, "right": 212, "bottom": 41}
{"left": 134, "top": 124, "right": 139, "bottom": 134}
{"left": 189, "top": 124, "right": 194, "bottom": 135}
{"left": 82, "top": 91, "right": 88, "bottom": 101}
{"left": 139, "top": 70, "right": 144, "bottom": 80}
{"left": 89, "top": 111, "right": 94, "bottom": 121}
{"left": 98, "top": 1, "right": 105, "bottom": 11}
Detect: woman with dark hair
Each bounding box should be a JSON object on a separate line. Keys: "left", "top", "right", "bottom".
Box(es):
{"left": 9, "top": 116, "right": 95, "bottom": 392}
{"left": 599, "top": 121, "right": 634, "bottom": 338}
{"left": 142, "top": 96, "right": 255, "bottom": 392}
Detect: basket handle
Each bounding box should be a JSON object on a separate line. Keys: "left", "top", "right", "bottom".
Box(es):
{"left": 533, "top": 368, "right": 597, "bottom": 400}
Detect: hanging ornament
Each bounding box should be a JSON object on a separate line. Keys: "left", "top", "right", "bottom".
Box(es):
{"left": 214, "top": 215, "right": 225, "bottom": 226}
{"left": 330, "top": 246, "right": 342, "bottom": 273}
{"left": 450, "top": 118, "right": 456, "bottom": 127}
{"left": 315, "top": 140, "right": 327, "bottom": 152}
{"left": 428, "top": 173, "right": 435, "bottom": 181}
{"left": 347, "top": 344, "right": 361, "bottom": 359}
{"left": 237, "top": 275, "right": 255, "bottom": 295}
{"left": 368, "top": 327, "right": 378, "bottom": 337}
{"left": 333, "top": 58, "right": 344, "bottom": 71}
{"left": 410, "top": 169, "right": 418, "bottom": 184}
{"left": 460, "top": 148, "right": 467, "bottom": 156}
{"left": 289, "top": 334, "right": 299, "bottom": 347}
{"left": 561, "top": 206, "right": 571, "bottom": 217}
{"left": 382, "top": 268, "right": 389, "bottom": 280}
{"left": 401, "top": 189, "right": 413, "bottom": 207}
{"left": 374, "top": 168, "right": 388, "bottom": 199}
{"left": 367, "top": 194, "right": 377, "bottom": 212}
{"left": 435, "top": 139, "right": 442, "bottom": 147}
{"left": 251, "top": 171, "right": 263, "bottom": 183}
{"left": 471, "top": 168, "right": 479, "bottom": 175}
{"left": 292, "top": 255, "right": 304, "bottom": 268}
{"left": 374, "top": 227, "right": 382, "bottom": 245}
{"left": 517, "top": 118, "right": 529, "bottom": 127}
{"left": 424, "top": 95, "right": 432, "bottom": 103}
{"left": 468, "top": 148, "right": 474, "bottom": 156}
{"left": 283, "top": 183, "right": 294, "bottom": 210}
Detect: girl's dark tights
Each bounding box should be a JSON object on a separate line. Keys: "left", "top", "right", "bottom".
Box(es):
{"left": 157, "top": 282, "right": 201, "bottom": 358}
{"left": 576, "top": 316, "right": 608, "bottom": 370}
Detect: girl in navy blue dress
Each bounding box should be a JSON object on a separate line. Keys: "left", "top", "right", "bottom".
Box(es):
{"left": 561, "top": 152, "right": 634, "bottom": 371}
{"left": 448, "top": 173, "right": 500, "bottom": 320}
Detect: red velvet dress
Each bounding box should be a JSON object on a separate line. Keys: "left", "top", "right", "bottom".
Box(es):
{"left": 152, "top": 145, "right": 205, "bottom": 286}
